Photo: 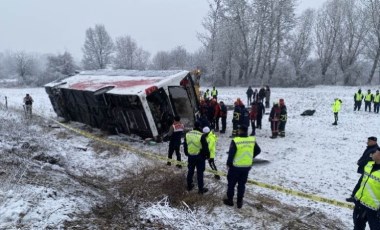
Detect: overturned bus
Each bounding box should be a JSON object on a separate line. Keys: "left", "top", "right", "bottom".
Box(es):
{"left": 45, "top": 70, "right": 200, "bottom": 140}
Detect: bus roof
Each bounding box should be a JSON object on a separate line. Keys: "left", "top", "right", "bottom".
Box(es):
{"left": 45, "top": 69, "right": 190, "bottom": 95}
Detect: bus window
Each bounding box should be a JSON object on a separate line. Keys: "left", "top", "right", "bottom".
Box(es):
{"left": 147, "top": 88, "right": 174, "bottom": 135}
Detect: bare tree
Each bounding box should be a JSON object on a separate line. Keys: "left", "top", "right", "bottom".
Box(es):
{"left": 364, "top": 0, "right": 380, "bottom": 84}
{"left": 336, "top": 0, "right": 368, "bottom": 85}
{"left": 47, "top": 51, "right": 76, "bottom": 76}
{"left": 82, "top": 24, "right": 114, "bottom": 70}
{"left": 151, "top": 51, "right": 171, "bottom": 70}
{"left": 284, "top": 9, "right": 315, "bottom": 84}
{"left": 114, "top": 36, "right": 137, "bottom": 69}
{"left": 14, "top": 51, "right": 35, "bottom": 82}
{"left": 169, "top": 46, "right": 188, "bottom": 69}
{"left": 315, "top": 0, "right": 343, "bottom": 83}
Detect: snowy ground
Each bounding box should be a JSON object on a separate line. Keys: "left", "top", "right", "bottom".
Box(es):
{"left": 0, "top": 85, "right": 379, "bottom": 229}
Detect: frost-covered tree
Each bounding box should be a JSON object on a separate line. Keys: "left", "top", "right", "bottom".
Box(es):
{"left": 47, "top": 51, "right": 76, "bottom": 76}
{"left": 170, "top": 46, "right": 188, "bottom": 69}
{"left": 151, "top": 51, "right": 171, "bottom": 70}
{"left": 14, "top": 51, "right": 35, "bottom": 82}
{"left": 82, "top": 24, "right": 114, "bottom": 70}
{"left": 114, "top": 36, "right": 150, "bottom": 70}
{"left": 284, "top": 9, "right": 315, "bottom": 84}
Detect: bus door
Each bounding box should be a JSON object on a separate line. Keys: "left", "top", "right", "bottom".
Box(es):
{"left": 168, "top": 86, "right": 196, "bottom": 129}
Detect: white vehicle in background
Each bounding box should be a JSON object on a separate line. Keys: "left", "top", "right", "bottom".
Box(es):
{"left": 45, "top": 70, "right": 200, "bottom": 141}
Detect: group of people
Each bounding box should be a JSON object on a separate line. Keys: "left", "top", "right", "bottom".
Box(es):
{"left": 354, "top": 89, "right": 380, "bottom": 113}
{"left": 165, "top": 115, "right": 260, "bottom": 208}
{"left": 246, "top": 85, "right": 271, "bottom": 108}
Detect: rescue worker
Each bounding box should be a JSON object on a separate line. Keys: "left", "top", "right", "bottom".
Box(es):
{"left": 364, "top": 89, "right": 373, "bottom": 112}
{"left": 332, "top": 98, "right": 342, "bottom": 125}
{"left": 231, "top": 99, "right": 242, "bottom": 137}
{"left": 23, "top": 93, "right": 34, "bottom": 117}
{"left": 346, "top": 137, "right": 378, "bottom": 202}
{"left": 249, "top": 102, "right": 258, "bottom": 136}
{"left": 203, "top": 89, "right": 210, "bottom": 100}
{"left": 354, "top": 89, "right": 364, "bottom": 111}
{"left": 219, "top": 101, "right": 227, "bottom": 134}
{"left": 166, "top": 115, "right": 184, "bottom": 168}
{"left": 269, "top": 102, "right": 281, "bottom": 138}
{"left": 211, "top": 86, "right": 218, "bottom": 100}
{"left": 213, "top": 100, "right": 221, "bottom": 132}
{"left": 203, "top": 126, "right": 220, "bottom": 180}
{"left": 223, "top": 125, "right": 261, "bottom": 208}
{"left": 352, "top": 148, "right": 380, "bottom": 229}
{"left": 279, "top": 99, "right": 287, "bottom": 137}
{"left": 374, "top": 90, "right": 380, "bottom": 113}
{"left": 183, "top": 122, "right": 210, "bottom": 194}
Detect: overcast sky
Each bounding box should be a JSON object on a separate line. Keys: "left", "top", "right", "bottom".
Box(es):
{"left": 0, "top": 0, "right": 326, "bottom": 60}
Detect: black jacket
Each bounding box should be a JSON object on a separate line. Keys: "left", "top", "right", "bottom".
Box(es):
{"left": 357, "top": 144, "right": 379, "bottom": 174}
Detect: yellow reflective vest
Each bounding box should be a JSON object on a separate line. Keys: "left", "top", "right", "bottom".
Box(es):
{"left": 355, "top": 92, "right": 363, "bottom": 101}
{"left": 206, "top": 131, "right": 218, "bottom": 159}
{"left": 354, "top": 161, "right": 380, "bottom": 211}
{"left": 211, "top": 89, "right": 217, "bottom": 96}
{"left": 233, "top": 136, "right": 256, "bottom": 167}
{"left": 185, "top": 130, "right": 202, "bottom": 155}
{"left": 365, "top": 93, "right": 373, "bottom": 102}
{"left": 332, "top": 99, "right": 341, "bottom": 113}
{"left": 374, "top": 94, "right": 380, "bottom": 103}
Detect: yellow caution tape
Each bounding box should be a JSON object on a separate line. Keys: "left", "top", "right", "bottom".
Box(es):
{"left": 51, "top": 119, "right": 354, "bottom": 210}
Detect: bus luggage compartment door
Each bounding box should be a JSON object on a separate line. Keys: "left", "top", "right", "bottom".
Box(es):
{"left": 168, "top": 86, "right": 196, "bottom": 128}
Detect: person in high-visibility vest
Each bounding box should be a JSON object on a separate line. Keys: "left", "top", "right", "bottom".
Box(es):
{"left": 354, "top": 89, "right": 364, "bottom": 111}
{"left": 223, "top": 125, "right": 261, "bottom": 209}
{"left": 353, "top": 148, "right": 380, "bottom": 229}
{"left": 374, "top": 90, "right": 380, "bottom": 113}
{"left": 211, "top": 86, "right": 218, "bottom": 100}
{"left": 202, "top": 126, "right": 220, "bottom": 180}
{"left": 332, "top": 98, "right": 342, "bottom": 125}
{"left": 183, "top": 121, "right": 210, "bottom": 194}
{"left": 364, "top": 89, "right": 374, "bottom": 112}
{"left": 165, "top": 115, "right": 184, "bottom": 168}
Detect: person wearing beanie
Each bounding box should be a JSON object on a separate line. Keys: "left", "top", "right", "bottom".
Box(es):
{"left": 346, "top": 136, "right": 379, "bottom": 202}
{"left": 332, "top": 98, "right": 342, "bottom": 125}
{"left": 223, "top": 125, "right": 261, "bottom": 209}
{"left": 278, "top": 99, "right": 287, "bottom": 137}
{"left": 202, "top": 127, "right": 220, "bottom": 180}
{"left": 165, "top": 115, "right": 184, "bottom": 168}
{"left": 354, "top": 89, "right": 364, "bottom": 111}
{"left": 352, "top": 147, "right": 380, "bottom": 229}
{"left": 183, "top": 121, "right": 210, "bottom": 194}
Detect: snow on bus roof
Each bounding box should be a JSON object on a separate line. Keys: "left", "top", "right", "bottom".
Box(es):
{"left": 45, "top": 70, "right": 190, "bottom": 95}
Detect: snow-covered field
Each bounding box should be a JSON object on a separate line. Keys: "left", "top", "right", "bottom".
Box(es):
{"left": 0, "top": 85, "right": 379, "bottom": 229}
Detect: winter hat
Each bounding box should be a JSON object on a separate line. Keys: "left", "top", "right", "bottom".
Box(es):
{"left": 202, "top": 126, "right": 210, "bottom": 134}
{"left": 368, "top": 136, "right": 377, "bottom": 142}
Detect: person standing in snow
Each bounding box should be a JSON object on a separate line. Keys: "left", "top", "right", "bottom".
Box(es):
{"left": 332, "top": 98, "right": 342, "bottom": 125}
{"left": 354, "top": 89, "right": 364, "bottom": 111}
{"left": 246, "top": 86, "right": 254, "bottom": 105}
{"left": 165, "top": 115, "right": 184, "bottom": 168}
{"left": 269, "top": 102, "right": 281, "bottom": 138}
{"left": 211, "top": 86, "right": 218, "bottom": 100}
{"left": 374, "top": 90, "right": 380, "bottom": 113}
{"left": 352, "top": 148, "right": 380, "bottom": 229}
{"left": 219, "top": 101, "right": 227, "bottom": 134}
{"left": 346, "top": 136, "right": 379, "bottom": 202}
{"left": 265, "top": 85, "right": 271, "bottom": 108}
{"left": 202, "top": 126, "right": 220, "bottom": 180}
{"left": 278, "top": 99, "right": 287, "bottom": 137}
{"left": 255, "top": 97, "right": 265, "bottom": 130}
{"left": 23, "top": 93, "right": 34, "bottom": 117}
{"left": 364, "top": 89, "right": 373, "bottom": 112}
{"left": 183, "top": 122, "right": 210, "bottom": 194}
{"left": 223, "top": 125, "right": 261, "bottom": 209}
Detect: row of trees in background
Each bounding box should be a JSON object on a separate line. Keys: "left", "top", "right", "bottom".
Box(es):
{"left": 2, "top": 0, "right": 380, "bottom": 87}
{"left": 200, "top": 0, "right": 380, "bottom": 86}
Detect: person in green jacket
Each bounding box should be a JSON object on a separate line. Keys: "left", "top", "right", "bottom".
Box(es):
{"left": 202, "top": 126, "right": 221, "bottom": 180}
{"left": 332, "top": 98, "right": 342, "bottom": 125}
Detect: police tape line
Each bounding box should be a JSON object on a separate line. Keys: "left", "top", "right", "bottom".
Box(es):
{"left": 50, "top": 119, "right": 354, "bottom": 210}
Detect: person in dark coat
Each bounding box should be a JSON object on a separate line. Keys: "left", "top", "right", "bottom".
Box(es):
{"left": 231, "top": 98, "right": 242, "bottom": 137}
{"left": 278, "top": 99, "right": 287, "bottom": 137}
{"left": 255, "top": 98, "right": 265, "bottom": 129}
{"left": 269, "top": 102, "right": 281, "bottom": 138}
{"left": 183, "top": 122, "right": 210, "bottom": 194}
{"left": 223, "top": 125, "right": 261, "bottom": 208}
{"left": 165, "top": 115, "right": 184, "bottom": 168}
{"left": 265, "top": 85, "right": 271, "bottom": 108}
{"left": 352, "top": 148, "right": 380, "bottom": 229}
{"left": 249, "top": 102, "right": 258, "bottom": 136}
{"left": 346, "top": 136, "right": 379, "bottom": 202}
{"left": 219, "top": 101, "right": 227, "bottom": 134}
{"left": 246, "top": 86, "right": 254, "bottom": 105}
{"left": 258, "top": 87, "right": 266, "bottom": 103}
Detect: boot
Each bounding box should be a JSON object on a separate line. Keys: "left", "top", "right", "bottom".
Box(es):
{"left": 332, "top": 122, "right": 337, "bottom": 125}
{"left": 223, "top": 198, "right": 234, "bottom": 206}
{"left": 198, "top": 188, "right": 208, "bottom": 194}
{"left": 187, "top": 184, "right": 194, "bottom": 191}
{"left": 237, "top": 198, "right": 243, "bottom": 209}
